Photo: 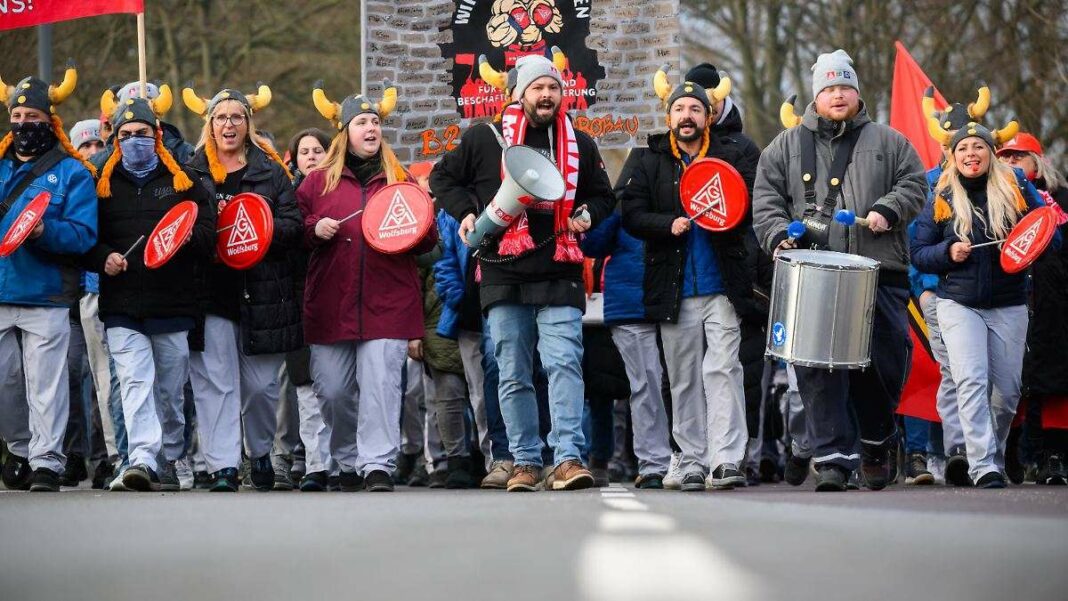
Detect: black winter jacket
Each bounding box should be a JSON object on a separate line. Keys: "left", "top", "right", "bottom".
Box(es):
{"left": 187, "top": 144, "right": 303, "bottom": 355}
{"left": 621, "top": 132, "right": 758, "bottom": 324}
{"left": 83, "top": 163, "right": 215, "bottom": 320}
{"left": 1024, "top": 182, "right": 1068, "bottom": 395}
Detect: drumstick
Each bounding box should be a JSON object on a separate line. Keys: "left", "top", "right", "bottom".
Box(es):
{"left": 687, "top": 202, "right": 720, "bottom": 223}
{"left": 337, "top": 209, "right": 364, "bottom": 224}
{"left": 970, "top": 239, "right": 1004, "bottom": 249}
{"left": 787, "top": 221, "right": 806, "bottom": 242}
{"left": 121, "top": 235, "right": 145, "bottom": 259}
{"left": 834, "top": 209, "right": 871, "bottom": 228}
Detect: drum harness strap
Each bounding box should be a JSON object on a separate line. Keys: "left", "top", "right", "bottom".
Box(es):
{"left": 798, "top": 123, "right": 866, "bottom": 248}
{"left": 0, "top": 147, "right": 66, "bottom": 221}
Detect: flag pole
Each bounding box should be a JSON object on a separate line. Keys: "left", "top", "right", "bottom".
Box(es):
{"left": 137, "top": 12, "right": 148, "bottom": 98}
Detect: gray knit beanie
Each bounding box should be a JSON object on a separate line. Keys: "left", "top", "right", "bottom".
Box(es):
{"left": 811, "top": 49, "right": 860, "bottom": 99}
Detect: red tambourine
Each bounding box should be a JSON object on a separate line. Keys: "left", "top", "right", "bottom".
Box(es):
{"left": 216, "top": 192, "right": 274, "bottom": 270}
{"left": 1000, "top": 205, "right": 1057, "bottom": 274}
{"left": 144, "top": 201, "right": 199, "bottom": 269}
{"left": 361, "top": 182, "right": 434, "bottom": 254}
{"left": 679, "top": 158, "right": 748, "bottom": 232}
{"left": 0, "top": 191, "right": 51, "bottom": 258}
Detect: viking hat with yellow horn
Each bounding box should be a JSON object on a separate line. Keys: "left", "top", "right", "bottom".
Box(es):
{"left": 102, "top": 84, "right": 174, "bottom": 122}
{"left": 652, "top": 64, "right": 731, "bottom": 112}
{"left": 94, "top": 96, "right": 193, "bottom": 198}
{"left": 779, "top": 94, "right": 803, "bottom": 129}
{"left": 923, "top": 83, "right": 1004, "bottom": 148}
{"left": 181, "top": 82, "right": 289, "bottom": 184}
{"left": 312, "top": 80, "right": 397, "bottom": 131}
{"left": 0, "top": 60, "right": 97, "bottom": 175}
{"left": 947, "top": 120, "right": 1020, "bottom": 154}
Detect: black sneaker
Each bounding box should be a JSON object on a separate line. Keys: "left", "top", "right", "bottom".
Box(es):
{"left": 861, "top": 444, "right": 891, "bottom": 491}
{"left": 905, "top": 453, "right": 934, "bottom": 486}
{"left": 394, "top": 452, "right": 417, "bottom": 484}
{"left": 159, "top": 461, "right": 181, "bottom": 492}
{"left": 29, "top": 468, "right": 61, "bottom": 492}
{"left": 590, "top": 458, "right": 610, "bottom": 488}
{"left": 976, "top": 471, "right": 1006, "bottom": 489}
{"left": 710, "top": 464, "right": 745, "bottom": 490}
{"left": 814, "top": 465, "right": 848, "bottom": 492}
{"left": 759, "top": 458, "right": 781, "bottom": 483}
{"left": 784, "top": 453, "right": 811, "bottom": 486}
{"left": 680, "top": 471, "right": 705, "bottom": 492}
{"left": 339, "top": 470, "right": 364, "bottom": 492}
{"left": 635, "top": 474, "right": 664, "bottom": 489}
{"left": 123, "top": 464, "right": 161, "bottom": 492}
{"left": 91, "top": 461, "right": 114, "bottom": 490}
{"left": 945, "top": 452, "right": 972, "bottom": 487}
{"left": 328, "top": 475, "right": 341, "bottom": 491}
{"left": 407, "top": 464, "right": 429, "bottom": 487}
{"left": 745, "top": 466, "right": 761, "bottom": 487}
{"left": 59, "top": 453, "right": 88, "bottom": 487}
{"left": 193, "top": 470, "right": 212, "bottom": 489}
{"left": 300, "top": 471, "right": 328, "bottom": 492}
{"left": 209, "top": 468, "right": 240, "bottom": 492}
{"left": 2, "top": 453, "right": 33, "bottom": 490}
{"left": 886, "top": 442, "right": 900, "bottom": 485}
{"left": 1038, "top": 454, "right": 1067, "bottom": 486}
{"left": 445, "top": 456, "right": 476, "bottom": 489}
{"left": 249, "top": 454, "right": 273, "bottom": 491}
{"left": 365, "top": 470, "right": 394, "bottom": 492}
{"left": 428, "top": 468, "right": 448, "bottom": 489}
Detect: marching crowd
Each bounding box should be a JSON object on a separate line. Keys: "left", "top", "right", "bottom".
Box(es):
{"left": 1, "top": 46, "right": 1065, "bottom": 495}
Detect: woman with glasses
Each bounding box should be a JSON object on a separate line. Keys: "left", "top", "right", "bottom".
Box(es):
{"left": 181, "top": 84, "right": 302, "bottom": 492}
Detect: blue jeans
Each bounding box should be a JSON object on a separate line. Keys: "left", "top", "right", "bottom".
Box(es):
{"left": 903, "top": 416, "right": 932, "bottom": 454}
{"left": 487, "top": 303, "right": 586, "bottom": 468}
{"left": 479, "top": 322, "right": 512, "bottom": 462}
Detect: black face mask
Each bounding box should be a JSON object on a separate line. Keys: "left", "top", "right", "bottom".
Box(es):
{"left": 11, "top": 121, "right": 57, "bottom": 158}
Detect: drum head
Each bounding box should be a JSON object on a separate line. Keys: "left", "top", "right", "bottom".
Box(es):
{"left": 0, "top": 191, "right": 51, "bottom": 258}
{"left": 777, "top": 249, "right": 880, "bottom": 270}
{"left": 362, "top": 182, "right": 434, "bottom": 254}
{"left": 679, "top": 158, "right": 748, "bottom": 232}
{"left": 1000, "top": 205, "right": 1057, "bottom": 274}
{"left": 145, "top": 201, "right": 198, "bottom": 270}
{"left": 216, "top": 193, "right": 274, "bottom": 270}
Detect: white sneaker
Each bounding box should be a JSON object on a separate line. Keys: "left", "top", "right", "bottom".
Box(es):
{"left": 109, "top": 463, "right": 129, "bottom": 491}
{"left": 663, "top": 452, "right": 683, "bottom": 490}
{"left": 928, "top": 455, "right": 946, "bottom": 484}
{"left": 175, "top": 457, "right": 194, "bottom": 491}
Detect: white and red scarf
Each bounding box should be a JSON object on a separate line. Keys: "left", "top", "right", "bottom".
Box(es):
{"left": 496, "top": 103, "right": 583, "bottom": 263}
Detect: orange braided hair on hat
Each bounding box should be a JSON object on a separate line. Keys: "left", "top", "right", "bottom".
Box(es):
{"left": 97, "top": 128, "right": 193, "bottom": 197}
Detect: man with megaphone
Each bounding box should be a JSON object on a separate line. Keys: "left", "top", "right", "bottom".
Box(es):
{"left": 431, "top": 53, "right": 615, "bottom": 493}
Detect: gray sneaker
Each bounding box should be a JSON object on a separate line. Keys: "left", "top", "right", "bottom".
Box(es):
{"left": 174, "top": 458, "right": 194, "bottom": 491}
{"left": 273, "top": 462, "right": 294, "bottom": 491}
{"left": 159, "top": 461, "right": 181, "bottom": 492}
{"left": 108, "top": 462, "right": 130, "bottom": 492}
{"left": 480, "top": 460, "right": 514, "bottom": 489}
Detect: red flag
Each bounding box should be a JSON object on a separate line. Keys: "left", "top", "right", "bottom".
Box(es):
{"left": 889, "top": 41, "right": 947, "bottom": 170}
{"left": 0, "top": 0, "right": 143, "bottom": 31}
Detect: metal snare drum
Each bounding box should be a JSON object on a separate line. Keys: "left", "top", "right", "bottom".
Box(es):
{"left": 766, "top": 249, "right": 880, "bottom": 369}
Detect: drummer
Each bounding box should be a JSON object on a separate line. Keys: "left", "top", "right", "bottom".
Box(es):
{"left": 752, "top": 49, "right": 926, "bottom": 491}
{"left": 621, "top": 72, "right": 757, "bottom": 491}
{"left": 911, "top": 122, "right": 1056, "bottom": 488}
{"left": 299, "top": 82, "right": 437, "bottom": 492}
{"left": 86, "top": 93, "right": 214, "bottom": 491}
{"left": 182, "top": 84, "right": 303, "bottom": 492}
{"left": 0, "top": 65, "right": 98, "bottom": 492}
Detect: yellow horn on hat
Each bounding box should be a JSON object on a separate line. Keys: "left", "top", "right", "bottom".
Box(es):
{"left": 478, "top": 55, "right": 507, "bottom": 92}
{"left": 182, "top": 85, "right": 209, "bottom": 118}
{"left": 706, "top": 75, "right": 731, "bottom": 103}
{"left": 652, "top": 64, "right": 672, "bottom": 102}
{"left": 247, "top": 84, "right": 272, "bottom": 113}
{"left": 921, "top": 86, "right": 937, "bottom": 119}
{"left": 99, "top": 89, "right": 118, "bottom": 120}
{"left": 48, "top": 61, "right": 78, "bottom": 105}
{"left": 0, "top": 74, "right": 12, "bottom": 105}
{"left": 311, "top": 82, "right": 340, "bottom": 125}
{"left": 551, "top": 46, "right": 568, "bottom": 73}
{"left": 926, "top": 114, "right": 953, "bottom": 146}
{"left": 779, "top": 95, "right": 802, "bottom": 129}
{"left": 992, "top": 118, "right": 1020, "bottom": 145}
{"left": 151, "top": 84, "right": 173, "bottom": 117}
{"left": 377, "top": 81, "right": 397, "bottom": 119}
{"left": 968, "top": 83, "right": 990, "bottom": 120}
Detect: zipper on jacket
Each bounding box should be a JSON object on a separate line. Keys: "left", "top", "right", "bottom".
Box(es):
{"left": 356, "top": 185, "right": 367, "bottom": 338}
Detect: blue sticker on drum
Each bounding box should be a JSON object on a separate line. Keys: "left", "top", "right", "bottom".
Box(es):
{"left": 772, "top": 322, "right": 786, "bottom": 347}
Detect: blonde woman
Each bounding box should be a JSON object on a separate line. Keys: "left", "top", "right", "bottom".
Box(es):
{"left": 297, "top": 83, "right": 437, "bottom": 492}
{"left": 181, "top": 85, "right": 303, "bottom": 492}
{"left": 911, "top": 122, "right": 1056, "bottom": 488}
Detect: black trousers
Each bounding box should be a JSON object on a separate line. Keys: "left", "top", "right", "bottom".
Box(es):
{"left": 794, "top": 286, "right": 911, "bottom": 470}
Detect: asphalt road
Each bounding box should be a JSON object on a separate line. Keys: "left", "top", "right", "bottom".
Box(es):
{"left": 1, "top": 482, "right": 1065, "bottom": 601}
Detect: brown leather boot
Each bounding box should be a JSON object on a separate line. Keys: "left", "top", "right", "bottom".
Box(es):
{"left": 506, "top": 464, "right": 540, "bottom": 492}
{"left": 551, "top": 459, "right": 595, "bottom": 491}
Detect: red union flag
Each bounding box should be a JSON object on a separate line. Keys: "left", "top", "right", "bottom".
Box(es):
{"left": 0, "top": 0, "right": 143, "bottom": 31}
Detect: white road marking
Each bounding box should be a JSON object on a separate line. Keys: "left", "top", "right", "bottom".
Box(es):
{"left": 602, "top": 497, "right": 648, "bottom": 512}
{"left": 599, "top": 511, "right": 676, "bottom": 533}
